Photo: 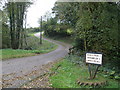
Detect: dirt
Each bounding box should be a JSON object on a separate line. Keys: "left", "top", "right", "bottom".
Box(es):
{"left": 21, "top": 60, "right": 60, "bottom": 88}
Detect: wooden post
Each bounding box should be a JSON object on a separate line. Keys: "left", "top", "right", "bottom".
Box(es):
{"left": 40, "top": 16, "right": 42, "bottom": 44}
{"left": 93, "top": 65, "right": 100, "bottom": 79}
{"left": 88, "top": 64, "right": 92, "bottom": 79}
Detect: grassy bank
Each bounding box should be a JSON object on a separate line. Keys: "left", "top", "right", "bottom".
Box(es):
{"left": 1, "top": 35, "right": 58, "bottom": 60}
{"left": 44, "top": 35, "right": 74, "bottom": 45}
{"left": 49, "top": 56, "right": 119, "bottom": 88}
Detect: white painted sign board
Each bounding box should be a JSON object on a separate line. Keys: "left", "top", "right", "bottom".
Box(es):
{"left": 86, "top": 53, "right": 102, "bottom": 65}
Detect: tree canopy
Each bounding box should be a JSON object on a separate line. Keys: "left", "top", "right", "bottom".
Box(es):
{"left": 2, "top": 1, "right": 32, "bottom": 49}
{"left": 43, "top": 2, "right": 120, "bottom": 71}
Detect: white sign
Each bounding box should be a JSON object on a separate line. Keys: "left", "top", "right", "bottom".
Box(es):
{"left": 86, "top": 53, "right": 102, "bottom": 65}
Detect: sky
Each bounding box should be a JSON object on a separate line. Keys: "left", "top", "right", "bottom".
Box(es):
{"left": 26, "top": 0, "right": 57, "bottom": 28}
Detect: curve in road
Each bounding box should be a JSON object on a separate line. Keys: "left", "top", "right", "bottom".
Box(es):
{"left": 2, "top": 33, "right": 71, "bottom": 88}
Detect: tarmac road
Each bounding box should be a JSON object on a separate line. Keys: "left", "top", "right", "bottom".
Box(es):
{"left": 2, "top": 32, "right": 71, "bottom": 88}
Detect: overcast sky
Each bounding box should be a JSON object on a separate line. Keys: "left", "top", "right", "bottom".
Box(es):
{"left": 26, "top": 0, "right": 57, "bottom": 28}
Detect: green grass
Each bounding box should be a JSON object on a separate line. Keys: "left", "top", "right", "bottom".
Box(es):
{"left": 1, "top": 35, "right": 58, "bottom": 60}
{"left": 49, "top": 57, "right": 119, "bottom": 88}
{"left": 2, "top": 49, "right": 39, "bottom": 60}
{"left": 50, "top": 59, "right": 82, "bottom": 88}
{"left": 0, "top": 48, "right": 1, "bottom": 60}
{"left": 28, "top": 32, "right": 38, "bottom": 36}
{"left": 25, "top": 35, "right": 58, "bottom": 52}
{"left": 44, "top": 35, "right": 74, "bottom": 45}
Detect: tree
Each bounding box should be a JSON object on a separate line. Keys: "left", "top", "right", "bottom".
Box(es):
{"left": 6, "top": 1, "right": 31, "bottom": 49}
{"left": 52, "top": 2, "right": 79, "bottom": 28}
{"left": 52, "top": 2, "right": 120, "bottom": 70}
{"left": 75, "top": 2, "right": 119, "bottom": 70}
{"left": 1, "top": 5, "right": 10, "bottom": 48}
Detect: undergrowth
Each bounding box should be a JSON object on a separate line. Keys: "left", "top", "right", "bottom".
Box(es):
{"left": 49, "top": 55, "right": 119, "bottom": 88}
{"left": 1, "top": 35, "right": 58, "bottom": 60}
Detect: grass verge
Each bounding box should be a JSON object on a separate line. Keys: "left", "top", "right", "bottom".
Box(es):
{"left": 49, "top": 56, "right": 119, "bottom": 88}
{"left": 28, "top": 32, "right": 38, "bottom": 36}
{"left": 44, "top": 35, "right": 74, "bottom": 45}
{"left": 1, "top": 35, "right": 58, "bottom": 60}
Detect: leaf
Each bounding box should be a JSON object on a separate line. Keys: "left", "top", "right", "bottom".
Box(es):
{"left": 110, "top": 71, "right": 115, "bottom": 75}
{"left": 114, "top": 76, "right": 120, "bottom": 80}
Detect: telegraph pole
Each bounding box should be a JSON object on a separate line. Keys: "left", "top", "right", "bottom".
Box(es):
{"left": 40, "top": 16, "right": 42, "bottom": 44}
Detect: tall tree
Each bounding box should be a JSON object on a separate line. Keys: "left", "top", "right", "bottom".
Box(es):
{"left": 52, "top": 2, "right": 120, "bottom": 70}
{"left": 1, "top": 5, "right": 10, "bottom": 49}
{"left": 52, "top": 2, "right": 80, "bottom": 28}
{"left": 6, "top": 1, "right": 31, "bottom": 49}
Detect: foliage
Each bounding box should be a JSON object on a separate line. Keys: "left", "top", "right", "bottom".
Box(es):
{"left": 45, "top": 35, "right": 74, "bottom": 45}
{"left": 1, "top": 35, "right": 58, "bottom": 60}
{"left": 2, "top": 10, "right": 10, "bottom": 48}
{"left": 98, "top": 64, "right": 120, "bottom": 80}
{"left": 68, "top": 54, "right": 120, "bottom": 83}
{"left": 7, "top": 2, "right": 31, "bottom": 49}
{"left": 2, "top": 24, "right": 10, "bottom": 49}
{"left": 1, "top": 1, "right": 32, "bottom": 49}
{"left": 52, "top": 2, "right": 120, "bottom": 73}
{"left": 52, "top": 2, "right": 79, "bottom": 28}
{"left": 50, "top": 57, "right": 119, "bottom": 88}
{"left": 75, "top": 2, "right": 119, "bottom": 71}
{"left": 27, "top": 27, "right": 40, "bottom": 33}
{"left": 24, "top": 35, "right": 57, "bottom": 51}
{"left": 42, "top": 17, "right": 73, "bottom": 37}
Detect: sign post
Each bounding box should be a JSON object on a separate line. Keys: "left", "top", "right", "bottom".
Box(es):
{"left": 86, "top": 53, "right": 102, "bottom": 79}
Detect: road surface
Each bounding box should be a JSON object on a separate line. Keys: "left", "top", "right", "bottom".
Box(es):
{"left": 2, "top": 33, "right": 71, "bottom": 88}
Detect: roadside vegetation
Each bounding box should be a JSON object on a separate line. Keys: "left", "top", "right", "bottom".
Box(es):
{"left": 2, "top": 35, "right": 58, "bottom": 60}
{"left": 41, "top": 2, "right": 120, "bottom": 88}
{"left": 45, "top": 35, "right": 74, "bottom": 45}
{"left": 49, "top": 56, "right": 119, "bottom": 88}
{"left": 43, "top": 2, "right": 120, "bottom": 72}
{"left": 1, "top": 1, "right": 120, "bottom": 88}
{"left": 22, "top": 2, "right": 120, "bottom": 87}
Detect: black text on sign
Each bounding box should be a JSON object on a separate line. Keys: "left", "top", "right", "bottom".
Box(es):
{"left": 86, "top": 53, "right": 102, "bottom": 65}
